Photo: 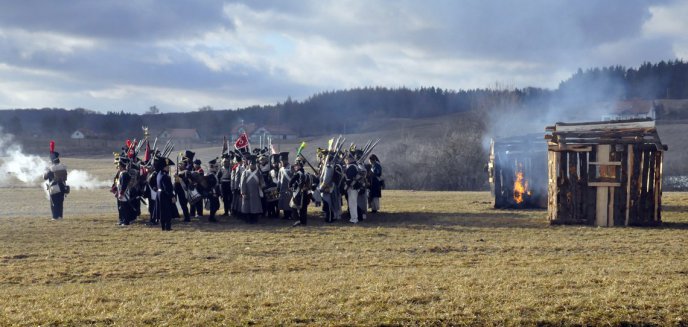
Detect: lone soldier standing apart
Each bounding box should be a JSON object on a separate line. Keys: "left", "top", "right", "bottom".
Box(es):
{"left": 43, "top": 141, "right": 68, "bottom": 220}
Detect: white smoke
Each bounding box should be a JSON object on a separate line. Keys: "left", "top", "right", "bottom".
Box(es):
{"left": 0, "top": 128, "right": 108, "bottom": 190}
{"left": 67, "top": 170, "right": 110, "bottom": 190}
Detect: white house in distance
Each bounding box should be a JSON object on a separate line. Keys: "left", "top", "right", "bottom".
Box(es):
{"left": 70, "top": 129, "right": 101, "bottom": 139}
{"left": 230, "top": 123, "right": 297, "bottom": 142}
{"left": 71, "top": 130, "right": 86, "bottom": 139}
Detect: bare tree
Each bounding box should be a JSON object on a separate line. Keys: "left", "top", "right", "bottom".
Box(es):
{"left": 146, "top": 105, "right": 160, "bottom": 115}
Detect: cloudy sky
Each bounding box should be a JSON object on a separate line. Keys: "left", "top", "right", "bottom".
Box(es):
{"left": 0, "top": 0, "right": 686, "bottom": 113}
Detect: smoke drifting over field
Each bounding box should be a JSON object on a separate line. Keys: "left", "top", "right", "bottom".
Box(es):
{"left": 0, "top": 129, "right": 108, "bottom": 189}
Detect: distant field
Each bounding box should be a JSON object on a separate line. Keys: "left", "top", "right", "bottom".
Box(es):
{"left": 1, "top": 182, "right": 687, "bottom": 325}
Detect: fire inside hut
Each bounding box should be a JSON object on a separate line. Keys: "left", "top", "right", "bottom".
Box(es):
{"left": 488, "top": 134, "right": 547, "bottom": 209}
{"left": 545, "top": 119, "right": 667, "bottom": 226}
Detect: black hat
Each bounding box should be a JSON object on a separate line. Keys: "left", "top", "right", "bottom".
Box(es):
{"left": 246, "top": 155, "right": 257, "bottom": 164}
{"left": 369, "top": 154, "right": 379, "bottom": 162}
{"left": 252, "top": 148, "right": 261, "bottom": 155}
{"left": 183, "top": 150, "right": 195, "bottom": 161}
{"left": 271, "top": 154, "right": 280, "bottom": 165}
{"left": 235, "top": 155, "right": 243, "bottom": 162}
{"left": 208, "top": 158, "right": 218, "bottom": 166}
{"left": 293, "top": 157, "right": 303, "bottom": 166}
{"left": 279, "top": 151, "right": 289, "bottom": 162}
{"left": 238, "top": 147, "right": 250, "bottom": 156}
{"left": 354, "top": 149, "right": 364, "bottom": 159}
{"left": 193, "top": 159, "right": 201, "bottom": 165}
{"left": 50, "top": 151, "right": 60, "bottom": 163}
{"left": 119, "top": 157, "right": 130, "bottom": 167}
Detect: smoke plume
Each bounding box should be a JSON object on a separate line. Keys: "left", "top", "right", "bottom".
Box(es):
{"left": 0, "top": 128, "right": 108, "bottom": 189}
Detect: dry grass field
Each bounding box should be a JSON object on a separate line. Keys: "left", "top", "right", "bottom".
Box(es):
{"left": 1, "top": 158, "right": 688, "bottom": 326}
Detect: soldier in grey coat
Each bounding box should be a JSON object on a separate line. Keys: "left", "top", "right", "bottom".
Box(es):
{"left": 240, "top": 155, "right": 264, "bottom": 223}
{"left": 276, "top": 152, "right": 293, "bottom": 220}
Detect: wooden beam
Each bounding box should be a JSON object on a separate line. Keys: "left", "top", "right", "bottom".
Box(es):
{"left": 554, "top": 120, "right": 655, "bottom": 132}
{"left": 588, "top": 182, "right": 622, "bottom": 187}
{"left": 625, "top": 144, "right": 633, "bottom": 226}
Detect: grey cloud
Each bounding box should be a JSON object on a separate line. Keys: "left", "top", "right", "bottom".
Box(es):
{"left": 0, "top": 0, "right": 232, "bottom": 40}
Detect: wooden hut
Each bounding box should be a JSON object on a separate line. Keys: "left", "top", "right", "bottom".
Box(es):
{"left": 545, "top": 119, "right": 667, "bottom": 226}
{"left": 488, "top": 134, "right": 548, "bottom": 209}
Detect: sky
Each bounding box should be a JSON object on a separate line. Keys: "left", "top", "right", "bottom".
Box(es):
{"left": 0, "top": 0, "right": 687, "bottom": 113}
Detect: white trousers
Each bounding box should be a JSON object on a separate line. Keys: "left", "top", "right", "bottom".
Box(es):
{"left": 371, "top": 197, "right": 380, "bottom": 211}
{"left": 347, "top": 188, "right": 358, "bottom": 222}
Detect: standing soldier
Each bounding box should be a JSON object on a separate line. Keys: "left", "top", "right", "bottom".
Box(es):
{"left": 43, "top": 144, "right": 68, "bottom": 220}
{"left": 113, "top": 158, "right": 134, "bottom": 226}
{"left": 189, "top": 159, "right": 204, "bottom": 218}
{"left": 231, "top": 153, "right": 244, "bottom": 218}
{"left": 289, "top": 159, "right": 314, "bottom": 226}
{"left": 240, "top": 155, "right": 264, "bottom": 223}
{"left": 175, "top": 151, "right": 194, "bottom": 222}
{"left": 277, "top": 152, "right": 293, "bottom": 220}
{"left": 204, "top": 158, "right": 221, "bottom": 222}
{"left": 353, "top": 150, "right": 368, "bottom": 221}
{"left": 344, "top": 154, "right": 361, "bottom": 224}
{"left": 266, "top": 153, "right": 281, "bottom": 217}
{"left": 218, "top": 154, "right": 233, "bottom": 216}
{"left": 368, "top": 154, "right": 383, "bottom": 213}
{"left": 154, "top": 156, "right": 176, "bottom": 231}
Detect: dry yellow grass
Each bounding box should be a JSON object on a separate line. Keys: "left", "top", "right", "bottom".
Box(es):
{"left": 1, "top": 187, "right": 688, "bottom": 326}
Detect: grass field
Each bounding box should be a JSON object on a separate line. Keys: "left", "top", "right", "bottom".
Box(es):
{"left": 1, "top": 180, "right": 688, "bottom": 326}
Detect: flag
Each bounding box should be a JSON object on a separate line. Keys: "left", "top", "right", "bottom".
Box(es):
{"left": 234, "top": 132, "right": 249, "bottom": 150}
{"left": 270, "top": 144, "right": 278, "bottom": 155}
{"left": 296, "top": 141, "right": 306, "bottom": 156}
{"left": 222, "top": 135, "right": 228, "bottom": 155}
{"left": 143, "top": 140, "right": 151, "bottom": 162}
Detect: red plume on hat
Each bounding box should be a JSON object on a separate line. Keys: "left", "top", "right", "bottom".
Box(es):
{"left": 49, "top": 140, "right": 55, "bottom": 154}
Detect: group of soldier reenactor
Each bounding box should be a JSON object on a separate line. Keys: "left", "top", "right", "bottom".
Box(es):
{"left": 107, "top": 133, "right": 384, "bottom": 230}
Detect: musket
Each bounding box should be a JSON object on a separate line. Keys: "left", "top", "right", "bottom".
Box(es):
{"left": 151, "top": 137, "right": 158, "bottom": 154}
{"left": 298, "top": 153, "right": 319, "bottom": 175}
{"left": 358, "top": 138, "right": 381, "bottom": 164}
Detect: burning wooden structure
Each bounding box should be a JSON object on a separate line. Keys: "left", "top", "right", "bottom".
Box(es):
{"left": 488, "top": 134, "right": 548, "bottom": 209}
{"left": 545, "top": 119, "right": 667, "bottom": 226}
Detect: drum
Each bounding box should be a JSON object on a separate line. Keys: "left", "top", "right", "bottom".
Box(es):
{"left": 265, "top": 186, "right": 279, "bottom": 202}
{"left": 187, "top": 189, "right": 202, "bottom": 205}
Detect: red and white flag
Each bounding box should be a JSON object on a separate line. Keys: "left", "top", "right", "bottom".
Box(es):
{"left": 234, "top": 132, "right": 249, "bottom": 150}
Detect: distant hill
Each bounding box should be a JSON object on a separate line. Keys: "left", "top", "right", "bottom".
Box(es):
{"left": 3, "top": 59, "right": 688, "bottom": 190}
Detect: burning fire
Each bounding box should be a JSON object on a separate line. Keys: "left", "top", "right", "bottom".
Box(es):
{"left": 513, "top": 171, "right": 531, "bottom": 204}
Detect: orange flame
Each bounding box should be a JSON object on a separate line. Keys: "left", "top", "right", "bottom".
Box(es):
{"left": 513, "top": 171, "right": 530, "bottom": 204}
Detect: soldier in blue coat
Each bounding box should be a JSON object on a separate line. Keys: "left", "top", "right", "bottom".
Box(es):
{"left": 368, "top": 154, "right": 383, "bottom": 213}
{"left": 154, "top": 156, "right": 176, "bottom": 231}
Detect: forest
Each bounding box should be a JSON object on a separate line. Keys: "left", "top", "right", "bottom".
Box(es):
{"left": 2, "top": 60, "right": 688, "bottom": 139}
{"left": 1, "top": 60, "right": 688, "bottom": 191}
